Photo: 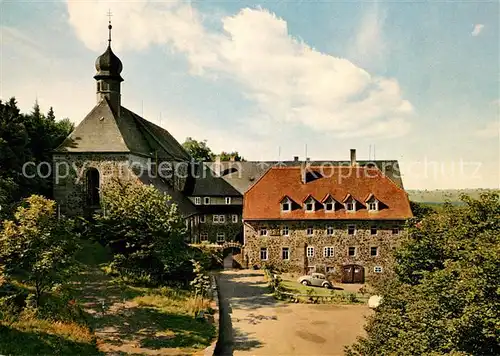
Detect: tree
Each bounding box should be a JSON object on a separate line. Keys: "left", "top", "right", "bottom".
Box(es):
{"left": 0, "top": 195, "right": 79, "bottom": 306}
{"left": 219, "top": 151, "right": 245, "bottom": 162}
{"left": 93, "top": 180, "right": 193, "bottom": 284}
{"left": 182, "top": 137, "right": 214, "bottom": 162}
{"left": 346, "top": 192, "right": 500, "bottom": 356}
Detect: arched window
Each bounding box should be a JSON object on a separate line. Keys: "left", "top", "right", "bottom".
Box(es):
{"left": 86, "top": 168, "right": 100, "bottom": 206}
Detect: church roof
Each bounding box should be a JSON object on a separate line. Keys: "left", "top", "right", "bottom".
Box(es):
{"left": 55, "top": 98, "right": 191, "bottom": 161}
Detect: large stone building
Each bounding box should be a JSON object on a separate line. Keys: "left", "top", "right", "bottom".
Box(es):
{"left": 53, "top": 26, "right": 413, "bottom": 282}
{"left": 242, "top": 163, "right": 413, "bottom": 283}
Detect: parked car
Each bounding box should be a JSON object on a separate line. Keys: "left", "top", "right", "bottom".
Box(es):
{"left": 297, "top": 273, "right": 333, "bottom": 288}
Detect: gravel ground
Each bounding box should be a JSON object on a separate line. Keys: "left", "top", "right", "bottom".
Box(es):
{"left": 215, "top": 269, "right": 371, "bottom": 356}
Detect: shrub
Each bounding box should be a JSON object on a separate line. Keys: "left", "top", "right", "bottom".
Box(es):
{"left": 0, "top": 195, "right": 79, "bottom": 306}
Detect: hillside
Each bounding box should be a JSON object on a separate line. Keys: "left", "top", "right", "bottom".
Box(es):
{"left": 407, "top": 188, "right": 497, "bottom": 204}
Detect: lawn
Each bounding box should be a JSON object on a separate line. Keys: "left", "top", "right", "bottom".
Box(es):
{"left": 0, "top": 240, "right": 216, "bottom": 355}
{"left": 279, "top": 275, "right": 368, "bottom": 303}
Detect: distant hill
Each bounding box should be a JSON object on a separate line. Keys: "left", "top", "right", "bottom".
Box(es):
{"left": 407, "top": 189, "right": 498, "bottom": 204}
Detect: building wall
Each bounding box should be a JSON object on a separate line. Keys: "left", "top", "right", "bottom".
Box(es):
{"left": 190, "top": 213, "right": 243, "bottom": 244}
{"left": 53, "top": 153, "right": 134, "bottom": 216}
{"left": 243, "top": 220, "right": 406, "bottom": 283}
{"left": 188, "top": 196, "right": 243, "bottom": 205}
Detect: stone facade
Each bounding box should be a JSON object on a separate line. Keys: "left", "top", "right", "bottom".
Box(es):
{"left": 189, "top": 213, "right": 243, "bottom": 244}
{"left": 53, "top": 153, "right": 135, "bottom": 216}
{"left": 243, "top": 220, "right": 405, "bottom": 283}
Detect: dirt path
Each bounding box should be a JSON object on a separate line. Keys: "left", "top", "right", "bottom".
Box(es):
{"left": 216, "top": 270, "right": 371, "bottom": 356}
{"left": 73, "top": 268, "right": 204, "bottom": 355}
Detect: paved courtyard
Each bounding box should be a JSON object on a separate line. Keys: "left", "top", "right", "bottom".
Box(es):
{"left": 215, "top": 270, "right": 371, "bottom": 356}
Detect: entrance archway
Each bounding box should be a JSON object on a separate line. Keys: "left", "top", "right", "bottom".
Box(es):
{"left": 221, "top": 242, "right": 243, "bottom": 269}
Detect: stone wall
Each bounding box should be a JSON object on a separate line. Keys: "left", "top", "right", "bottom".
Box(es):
{"left": 53, "top": 153, "right": 134, "bottom": 216}
{"left": 190, "top": 213, "right": 243, "bottom": 244}
{"left": 244, "top": 220, "right": 406, "bottom": 283}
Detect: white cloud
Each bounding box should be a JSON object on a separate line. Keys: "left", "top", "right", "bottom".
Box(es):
{"left": 65, "top": 0, "right": 413, "bottom": 138}
{"left": 471, "top": 24, "right": 484, "bottom": 36}
{"left": 348, "top": 3, "right": 387, "bottom": 67}
{"left": 475, "top": 121, "right": 499, "bottom": 138}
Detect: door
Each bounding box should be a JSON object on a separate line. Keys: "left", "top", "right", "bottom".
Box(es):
{"left": 342, "top": 264, "right": 365, "bottom": 283}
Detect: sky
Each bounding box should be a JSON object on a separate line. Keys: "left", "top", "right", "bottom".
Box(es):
{"left": 0, "top": 0, "right": 498, "bottom": 190}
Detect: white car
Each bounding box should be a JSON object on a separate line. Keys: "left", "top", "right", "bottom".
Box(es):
{"left": 297, "top": 273, "right": 333, "bottom": 288}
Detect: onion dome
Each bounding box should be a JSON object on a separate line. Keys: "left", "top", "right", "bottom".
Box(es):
{"left": 94, "top": 24, "right": 123, "bottom": 82}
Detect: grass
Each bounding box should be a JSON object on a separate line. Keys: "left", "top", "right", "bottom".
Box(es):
{"left": 0, "top": 314, "right": 100, "bottom": 355}
{"left": 279, "top": 277, "right": 368, "bottom": 304}
{"left": 129, "top": 289, "right": 215, "bottom": 349}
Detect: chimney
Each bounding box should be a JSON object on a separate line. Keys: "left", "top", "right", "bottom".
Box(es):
{"left": 301, "top": 159, "right": 311, "bottom": 184}
{"left": 350, "top": 149, "right": 357, "bottom": 166}
{"left": 293, "top": 156, "right": 299, "bottom": 162}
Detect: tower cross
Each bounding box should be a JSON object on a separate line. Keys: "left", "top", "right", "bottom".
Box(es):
{"left": 107, "top": 9, "right": 113, "bottom": 44}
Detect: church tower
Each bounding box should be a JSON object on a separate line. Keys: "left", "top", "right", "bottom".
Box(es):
{"left": 94, "top": 19, "right": 123, "bottom": 117}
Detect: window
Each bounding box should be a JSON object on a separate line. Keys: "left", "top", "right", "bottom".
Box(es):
{"left": 225, "top": 197, "right": 232, "bottom": 204}
{"left": 200, "top": 233, "right": 208, "bottom": 242}
{"left": 305, "top": 202, "right": 314, "bottom": 211}
{"left": 199, "top": 215, "right": 206, "bottom": 223}
{"left": 368, "top": 202, "right": 378, "bottom": 211}
{"left": 306, "top": 246, "right": 315, "bottom": 257}
{"left": 282, "top": 247, "right": 290, "bottom": 260}
{"left": 348, "top": 247, "right": 356, "bottom": 256}
{"left": 260, "top": 248, "right": 268, "bottom": 260}
{"left": 374, "top": 266, "right": 383, "bottom": 273}
{"left": 326, "top": 225, "right": 334, "bottom": 236}
{"left": 324, "top": 247, "right": 334, "bottom": 257}
{"left": 213, "top": 215, "right": 225, "bottom": 224}
{"left": 282, "top": 225, "right": 289, "bottom": 236}
{"left": 97, "top": 82, "right": 101, "bottom": 91}
{"left": 86, "top": 168, "right": 100, "bottom": 206}
{"left": 194, "top": 197, "right": 201, "bottom": 205}
{"left": 392, "top": 227, "right": 400, "bottom": 235}
{"left": 346, "top": 202, "right": 355, "bottom": 211}
{"left": 370, "top": 247, "right": 379, "bottom": 256}
{"left": 282, "top": 201, "right": 291, "bottom": 212}
{"left": 217, "top": 232, "right": 225, "bottom": 242}
{"left": 370, "top": 226, "right": 377, "bottom": 235}
{"left": 259, "top": 227, "right": 268, "bottom": 236}
{"left": 326, "top": 266, "right": 335, "bottom": 273}
{"left": 306, "top": 226, "right": 314, "bottom": 236}
{"left": 203, "top": 197, "right": 210, "bottom": 205}
{"left": 231, "top": 214, "right": 238, "bottom": 223}
{"left": 348, "top": 225, "right": 356, "bottom": 235}
{"left": 325, "top": 202, "right": 334, "bottom": 211}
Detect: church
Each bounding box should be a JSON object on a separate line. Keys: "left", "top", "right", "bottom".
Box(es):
{"left": 53, "top": 24, "right": 412, "bottom": 283}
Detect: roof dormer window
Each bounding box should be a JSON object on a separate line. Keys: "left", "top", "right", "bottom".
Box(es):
{"left": 342, "top": 195, "right": 357, "bottom": 212}
{"left": 304, "top": 196, "right": 316, "bottom": 212}
{"left": 322, "top": 195, "right": 336, "bottom": 212}
{"left": 365, "top": 194, "right": 380, "bottom": 212}
{"left": 281, "top": 196, "right": 292, "bottom": 212}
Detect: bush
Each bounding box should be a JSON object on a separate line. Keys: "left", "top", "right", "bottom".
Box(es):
{"left": 93, "top": 180, "right": 194, "bottom": 286}
{"left": 0, "top": 195, "right": 79, "bottom": 306}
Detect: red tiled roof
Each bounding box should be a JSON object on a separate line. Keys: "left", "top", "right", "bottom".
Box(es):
{"left": 243, "top": 166, "right": 413, "bottom": 220}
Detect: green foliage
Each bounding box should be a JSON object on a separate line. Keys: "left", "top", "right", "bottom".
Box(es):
{"left": 189, "top": 260, "right": 211, "bottom": 298}
{"left": 346, "top": 192, "right": 500, "bottom": 356}
{"left": 219, "top": 151, "right": 245, "bottom": 162}
{"left": 182, "top": 136, "right": 246, "bottom": 162}
{"left": 409, "top": 200, "right": 436, "bottom": 219}
{"left": 0, "top": 98, "right": 73, "bottom": 208}
{"left": 182, "top": 137, "right": 214, "bottom": 162}
{"left": 93, "top": 180, "right": 193, "bottom": 285}
{"left": 0, "top": 195, "right": 79, "bottom": 306}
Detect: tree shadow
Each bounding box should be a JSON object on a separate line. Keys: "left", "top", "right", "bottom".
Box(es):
{"left": 90, "top": 306, "right": 214, "bottom": 350}
{"left": 0, "top": 325, "right": 101, "bottom": 355}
